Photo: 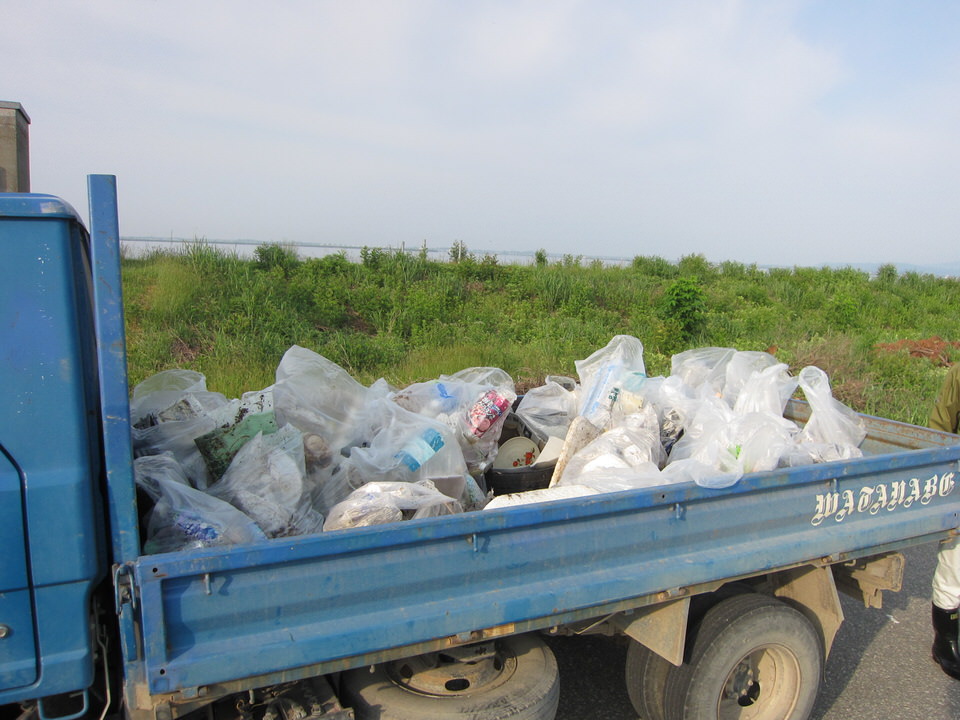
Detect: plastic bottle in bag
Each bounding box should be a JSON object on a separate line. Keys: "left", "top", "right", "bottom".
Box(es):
{"left": 465, "top": 389, "right": 512, "bottom": 438}
{"left": 395, "top": 428, "right": 446, "bottom": 472}
{"left": 575, "top": 335, "right": 646, "bottom": 431}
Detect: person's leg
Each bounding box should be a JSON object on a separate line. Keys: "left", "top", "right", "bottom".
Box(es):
{"left": 932, "top": 537, "right": 960, "bottom": 679}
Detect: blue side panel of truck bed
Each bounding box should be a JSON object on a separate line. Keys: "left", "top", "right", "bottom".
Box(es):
{"left": 133, "top": 420, "right": 960, "bottom": 695}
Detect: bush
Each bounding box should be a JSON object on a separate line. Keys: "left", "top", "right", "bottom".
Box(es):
{"left": 662, "top": 277, "right": 706, "bottom": 339}
{"left": 254, "top": 243, "right": 300, "bottom": 275}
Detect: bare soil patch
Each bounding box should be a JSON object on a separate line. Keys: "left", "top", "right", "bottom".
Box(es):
{"left": 875, "top": 336, "right": 960, "bottom": 366}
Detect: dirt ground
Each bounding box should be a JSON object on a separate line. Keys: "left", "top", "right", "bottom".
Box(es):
{"left": 875, "top": 336, "right": 960, "bottom": 366}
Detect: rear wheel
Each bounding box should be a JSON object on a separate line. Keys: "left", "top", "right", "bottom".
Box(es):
{"left": 340, "top": 634, "right": 559, "bottom": 720}
{"left": 625, "top": 640, "right": 673, "bottom": 720}
{"left": 663, "top": 594, "right": 823, "bottom": 720}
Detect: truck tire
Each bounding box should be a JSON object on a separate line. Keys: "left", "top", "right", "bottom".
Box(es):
{"left": 340, "top": 634, "right": 559, "bottom": 720}
{"left": 662, "top": 593, "right": 823, "bottom": 720}
{"left": 625, "top": 640, "right": 672, "bottom": 720}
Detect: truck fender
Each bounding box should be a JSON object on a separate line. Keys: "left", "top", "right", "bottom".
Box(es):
{"left": 769, "top": 564, "right": 845, "bottom": 658}
{"left": 610, "top": 597, "right": 691, "bottom": 667}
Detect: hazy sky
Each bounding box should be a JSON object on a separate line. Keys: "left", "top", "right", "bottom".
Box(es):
{"left": 4, "top": 1, "right": 959, "bottom": 267}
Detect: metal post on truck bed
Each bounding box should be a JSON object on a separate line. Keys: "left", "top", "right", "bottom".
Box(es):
{"left": 87, "top": 175, "right": 139, "bottom": 566}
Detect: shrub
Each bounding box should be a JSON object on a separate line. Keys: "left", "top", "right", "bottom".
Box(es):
{"left": 254, "top": 243, "right": 300, "bottom": 275}
{"left": 662, "top": 276, "right": 707, "bottom": 339}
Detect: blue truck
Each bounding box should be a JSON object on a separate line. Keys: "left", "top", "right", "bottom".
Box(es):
{"left": 2, "top": 176, "right": 959, "bottom": 720}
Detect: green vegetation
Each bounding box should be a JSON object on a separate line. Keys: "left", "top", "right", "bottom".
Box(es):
{"left": 122, "top": 244, "right": 960, "bottom": 427}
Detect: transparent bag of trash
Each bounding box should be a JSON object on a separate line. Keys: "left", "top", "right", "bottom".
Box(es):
{"left": 515, "top": 380, "right": 578, "bottom": 440}
{"left": 131, "top": 396, "right": 221, "bottom": 489}
{"left": 134, "top": 454, "right": 266, "bottom": 554}
{"left": 797, "top": 366, "right": 866, "bottom": 449}
{"left": 785, "top": 366, "right": 866, "bottom": 465}
{"left": 671, "top": 347, "right": 735, "bottom": 398}
{"left": 667, "top": 397, "right": 796, "bottom": 488}
{"left": 617, "top": 374, "right": 698, "bottom": 455}
{"left": 724, "top": 351, "right": 782, "bottom": 408}
{"left": 209, "top": 425, "right": 325, "bottom": 538}
{"left": 272, "top": 345, "right": 370, "bottom": 452}
{"left": 338, "top": 397, "right": 474, "bottom": 507}
{"left": 660, "top": 457, "right": 740, "bottom": 488}
{"left": 576, "top": 335, "right": 647, "bottom": 431}
{"left": 559, "top": 406, "right": 666, "bottom": 484}
{"left": 129, "top": 369, "right": 229, "bottom": 428}
{"left": 133, "top": 452, "right": 192, "bottom": 497}
{"left": 732, "top": 363, "right": 799, "bottom": 417}
{"left": 271, "top": 345, "right": 375, "bottom": 516}
{"left": 392, "top": 368, "right": 516, "bottom": 476}
{"left": 559, "top": 461, "right": 672, "bottom": 494}
{"left": 323, "top": 480, "right": 462, "bottom": 531}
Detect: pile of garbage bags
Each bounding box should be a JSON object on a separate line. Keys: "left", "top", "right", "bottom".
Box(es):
{"left": 131, "top": 336, "right": 866, "bottom": 553}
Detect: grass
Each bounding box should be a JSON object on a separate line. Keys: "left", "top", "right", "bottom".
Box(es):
{"left": 121, "top": 244, "right": 960, "bottom": 426}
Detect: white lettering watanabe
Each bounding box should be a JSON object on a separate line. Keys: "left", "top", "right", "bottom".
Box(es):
{"left": 811, "top": 472, "right": 956, "bottom": 526}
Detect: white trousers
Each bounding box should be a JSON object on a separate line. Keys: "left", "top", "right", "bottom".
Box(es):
{"left": 933, "top": 537, "right": 960, "bottom": 610}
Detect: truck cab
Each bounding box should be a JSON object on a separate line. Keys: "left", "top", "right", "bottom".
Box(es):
{"left": 0, "top": 188, "right": 113, "bottom": 715}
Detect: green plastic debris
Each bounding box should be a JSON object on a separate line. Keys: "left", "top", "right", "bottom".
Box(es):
{"left": 196, "top": 411, "right": 279, "bottom": 482}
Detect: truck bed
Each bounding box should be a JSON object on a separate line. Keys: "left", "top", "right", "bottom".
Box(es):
{"left": 127, "top": 404, "right": 960, "bottom": 707}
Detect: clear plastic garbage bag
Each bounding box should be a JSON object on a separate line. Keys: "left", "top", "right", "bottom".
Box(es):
{"left": 133, "top": 452, "right": 192, "bottom": 497}
{"left": 323, "top": 480, "right": 462, "bottom": 531}
{"left": 209, "top": 425, "right": 325, "bottom": 538}
{"left": 130, "top": 369, "right": 229, "bottom": 427}
{"left": 391, "top": 367, "right": 516, "bottom": 476}
{"left": 271, "top": 345, "right": 374, "bottom": 516}
{"left": 557, "top": 462, "right": 669, "bottom": 494}
{"left": 576, "top": 335, "right": 647, "bottom": 431}
{"left": 791, "top": 366, "right": 866, "bottom": 464}
{"left": 670, "top": 347, "right": 735, "bottom": 398}
{"left": 132, "top": 398, "right": 220, "bottom": 489}
{"left": 134, "top": 454, "right": 266, "bottom": 554}
{"left": 338, "top": 397, "right": 474, "bottom": 506}
{"left": 723, "top": 351, "right": 781, "bottom": 408}
{"left": 272, "top": 345, "right": 370, "bottom": 451}
{"left": 559, "top": 406, "right": 666, "bottom": 484}
{"left": 667, "top": 397, "right": 796, "bottom": 488}
{"left": 515, "top": 380, "right": 578, "bottom": 441}
{"left": 732, "top": 362, "right": 799, "bottom": 417}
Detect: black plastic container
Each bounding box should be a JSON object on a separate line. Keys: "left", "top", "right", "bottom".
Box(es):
{"left": 485, "top": 411, "right": 556, "bottom": 495}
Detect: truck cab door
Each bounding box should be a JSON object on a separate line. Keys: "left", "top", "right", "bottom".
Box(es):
{"left": 0, "top": 446, "right": 38, "bottom": 691}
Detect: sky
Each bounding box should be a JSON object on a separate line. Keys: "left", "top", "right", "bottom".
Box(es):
{"left": 3, "top": 0, "right": 959, "bottom": 268}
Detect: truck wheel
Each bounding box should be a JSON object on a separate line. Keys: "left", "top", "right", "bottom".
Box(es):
{"left": 663, "top": 593, "right": 823, "bottom": 720}
{"left": 625, "top": 640, "right": 672, "bottom": 720}
{"left": 340, "top": 634, "right": 559, "bottom": 720}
